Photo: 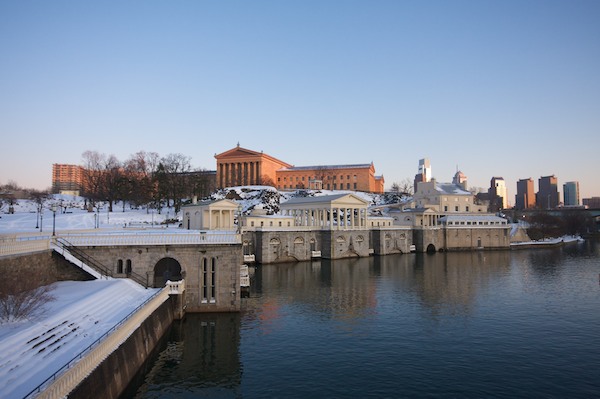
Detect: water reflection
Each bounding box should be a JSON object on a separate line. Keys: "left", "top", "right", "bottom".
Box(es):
{"left": 132, "top": 241, "right": 600, "bottom": 398}
{"left": 134, "top": 314, "right": 242, "bottom": 398}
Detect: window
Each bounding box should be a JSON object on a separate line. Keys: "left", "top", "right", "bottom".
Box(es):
{"left": 347, "top": 175, "right": 350, "bottom": 179}
{"left": 347, "top": 183, "right": 350, "bottom": 189}
{"left": 353, "top": 183, "right": 357, "bottom": 189}
{"left": 117, "top": 259, "right": 123, "bottom": 274}
{"left": 269, "top": 221, "right": 273, "bottom": 226}
{"left": 341, "top": 175, "right": 344, "bottom": 180}
{"left": 466, "top": 206, "right": 470, "bottom": 212}
{"left": 201, "top": 258, "right": 208, "bottom": 302}
{"left": 444, "top": 206, "right": 448, "bottom": 212}
{"left": 126, "top": 259, "right": 132, "bottom": 274}
{"left": 455, "top": 206, "right": 459, "bottom": 211}
{"left": 210, "top": 258, "right": 216, "bottom": 302}
{"left": 353, "top": 175, "right": 357, "bottom": 181}
{"left": 251, "top": 221, "right": 255, "bottom": 227}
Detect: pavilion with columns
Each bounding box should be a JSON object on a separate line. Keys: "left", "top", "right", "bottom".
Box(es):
{"left": 278, "top": 193, "right": 370, "bottom": 230}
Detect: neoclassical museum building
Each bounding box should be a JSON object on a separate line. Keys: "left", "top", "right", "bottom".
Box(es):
{"left": 215, "top": 145, "right": 385, "bottom": 194}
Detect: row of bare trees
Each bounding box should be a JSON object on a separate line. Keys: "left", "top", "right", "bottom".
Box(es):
{"left": 81, "top": 150, "right": 214, "bottom": 214}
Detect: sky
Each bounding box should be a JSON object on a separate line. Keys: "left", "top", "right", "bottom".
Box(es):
{"left": 1, "top": 0, "right": 599, "bottom": 202}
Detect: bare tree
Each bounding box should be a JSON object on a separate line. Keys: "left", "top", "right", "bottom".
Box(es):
{"left": 81, "top": 150, "right": 107, "bottom": 206}
{"left": 100, "top": 154, "right": 123, "bottom": 212}
{"left": 155, "top": 153, "right": 192, "bottom": 213}
{"left": 0, "top": 280, "right": 55, "bottom": 323}
{"left": 124, "top": 151, "right": 160, "bottom": 209}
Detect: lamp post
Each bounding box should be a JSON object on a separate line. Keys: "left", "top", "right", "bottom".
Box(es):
{"left": 51, "top": 204, "right": 57, "bottom": 236}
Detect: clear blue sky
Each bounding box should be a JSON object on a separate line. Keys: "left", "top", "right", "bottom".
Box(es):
{"left": 1, "top": 0, "right": 599, "bottom": 201}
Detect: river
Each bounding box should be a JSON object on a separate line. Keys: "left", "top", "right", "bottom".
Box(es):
{"left": 129, "top": 239, "right": 600, "bottom": 398}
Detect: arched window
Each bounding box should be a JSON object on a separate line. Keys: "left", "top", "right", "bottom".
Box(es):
{"left": 126, "top": 259, "right": 132, "bottom": 274}
{"left": 117, "top": 259, "right": 123, "bottom": 274}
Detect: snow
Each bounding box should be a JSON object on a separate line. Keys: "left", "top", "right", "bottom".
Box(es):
{"left": 0, "top": 279, "right": 159, "bottom": 399}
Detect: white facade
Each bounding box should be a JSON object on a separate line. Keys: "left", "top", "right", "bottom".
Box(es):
{"left": 411, "top": 178, "right": 487, "bottom": 213}
{"left": 280, "top": 193, "right": 370, "bottom": 230}
{"left": 181, "top": 199, "right": 240, "bottom": 230}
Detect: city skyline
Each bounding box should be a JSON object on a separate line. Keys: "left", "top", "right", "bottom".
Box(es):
{"left": 1, "top": 1, "right": 599, "bottom": 199}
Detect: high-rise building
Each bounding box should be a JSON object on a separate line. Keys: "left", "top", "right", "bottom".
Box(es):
{"left": 489, "top": 177, "right": 508, "bottom": 210}
{"left": 413, "top": 158, "right": 431, "bottom": 193}
{"left": 52, "top": 164, "right": 84, "bottom": 195}
{"left": 537, "top": 175, "right": 560, "bottom": 209}
{"left": 563, "top": 181, "right": 580, "bottom": 206}
{"left": 515, "top": 178, "right": 535, "bottom": 210}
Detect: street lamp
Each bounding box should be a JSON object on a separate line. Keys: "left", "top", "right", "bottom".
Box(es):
{"left": 51, "top": 204, "right": 57, "bottom": 236}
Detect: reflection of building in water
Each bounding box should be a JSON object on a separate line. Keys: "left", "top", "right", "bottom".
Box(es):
{"left": 255, "top": 258, "right": 378, "bottom": 321}
{"left": 377, "top": 252, "right": 511, "bottom": 317}
{"left": 135, "top": 314, "right": 242, "bottom": 394}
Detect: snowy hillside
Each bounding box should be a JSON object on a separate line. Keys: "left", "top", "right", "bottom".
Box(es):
{"left": 1, "top": 188, "right": 409, "bottom": 234}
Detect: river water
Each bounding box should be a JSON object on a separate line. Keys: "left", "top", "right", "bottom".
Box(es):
{"left": 131, "top": 239, "right": 600, "bottom": 398}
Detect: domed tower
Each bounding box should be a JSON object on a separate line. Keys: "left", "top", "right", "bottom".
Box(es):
{"left": 452, "top": 170, "right": 468, "bottom": 191}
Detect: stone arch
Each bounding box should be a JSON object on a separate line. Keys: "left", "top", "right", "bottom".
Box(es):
{"left": 426, "top": 244, "right": 437, "bottom": 254}
{"left": 294, "top": 237, "right": 304, "bottom": 245}
{"left": 153, "top": 257, "right": 182, "bottom": 288}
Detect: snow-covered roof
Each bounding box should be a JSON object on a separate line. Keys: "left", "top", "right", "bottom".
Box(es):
{"left": 435, "top": 183, "right": 471, "bottom": 195}
{"left": 281, "top": 193, "right": 369, "bottom": 207}
{"left": 279, "top": 163, "right": 372, "bottom": 171}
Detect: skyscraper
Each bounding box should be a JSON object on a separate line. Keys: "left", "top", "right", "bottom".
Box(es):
{"left": 563, "top": 181, "right": 580, "bottom": 206}
{"left": 537, "top": 175, "right": 560, "bottom": 209}
{"left": 515, "top": 178, "right": 535, "bottom": 210}
{"left": 414, "top": 158, "right": 431, "bottom": 193}
{"left": 489, "top": 177, "right": 508, "bottom": 210}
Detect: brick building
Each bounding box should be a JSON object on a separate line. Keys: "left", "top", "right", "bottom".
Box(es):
{"left": 52, "top": 164, "right": 85, "bottom": 195}
{"left": 215, "top": 145, "right": 385, "bottom": 193}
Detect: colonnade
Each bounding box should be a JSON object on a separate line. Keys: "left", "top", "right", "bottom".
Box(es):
{"left": 204, "top": 209, "right": 236, "bottom": 230}
{"left": 419, "top": 213, "right": 441, "bottom": 227}
{"left": 218, "top": 161, "right": 262, "bottom": 187}
{"left": 282, "top": 207, "right": 367, "bottom": 230}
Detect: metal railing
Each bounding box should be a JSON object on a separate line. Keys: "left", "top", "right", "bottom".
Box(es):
{"left": 24, "top": 286, "right": 170, "bottom": 399}
{"left": 54, "top": 237, "right": 148, "bottom": 287}
{"left": 58, "top": 231, "right": 241, "bottom": 246}
{"left": 0, "top": 234, "right": 50, "bottom": 257}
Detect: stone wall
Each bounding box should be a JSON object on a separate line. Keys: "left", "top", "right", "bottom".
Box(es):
{"left": 249, "top": 230, "right": 323, "bottom": 263}
{"left": 69, "top": 297, "right": 175, "bottom": 399}
{"left": 72, "top": 244, "right": 242, "bottom": 312}
{"left": 0, "top": 250, "right": 94, "bottom": 288}
{"left": 370, "top": 228, "right": 413, "bottom": 255}
{"left": 442, "top": 227, "right": 510, "bottom": 250}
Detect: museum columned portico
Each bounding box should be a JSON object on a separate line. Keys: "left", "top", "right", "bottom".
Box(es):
{"left": 281, "top": 207, "right": 367, "bottom": 230}
{"left": 217, "top": 161, "right": 262, "bottom": 187}
{"left": 279, "top": 193, "right": 370, "bottom": 230}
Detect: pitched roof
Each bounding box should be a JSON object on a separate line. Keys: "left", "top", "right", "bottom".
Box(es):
{"left": 435, "top": 183, "right": 471, "bottom": 195}
{"left": 281, "top": 193, "right": 369, "bottom": 207}
{"left": 279, "top": 163, "right": 372, "bottom": 171}
{"left": 214, "top": 145, "right": 292, "bottom": 167}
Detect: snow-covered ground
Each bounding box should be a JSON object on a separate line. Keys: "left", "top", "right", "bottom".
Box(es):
{"left": 0, "top": 279, "right": 159, "bottom": 399}
{"left": 0, "top": 188, "right": 400, "bottom": 398}
{"left": 0, "top": 195, "right": 172, "bottom": 398}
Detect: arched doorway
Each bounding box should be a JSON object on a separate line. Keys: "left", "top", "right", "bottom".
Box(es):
{"left": 153, "top": 257, "right": 183, "bottom": 288}
{"left": 426, "top": 244, "right": 437, "bottom": 254}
